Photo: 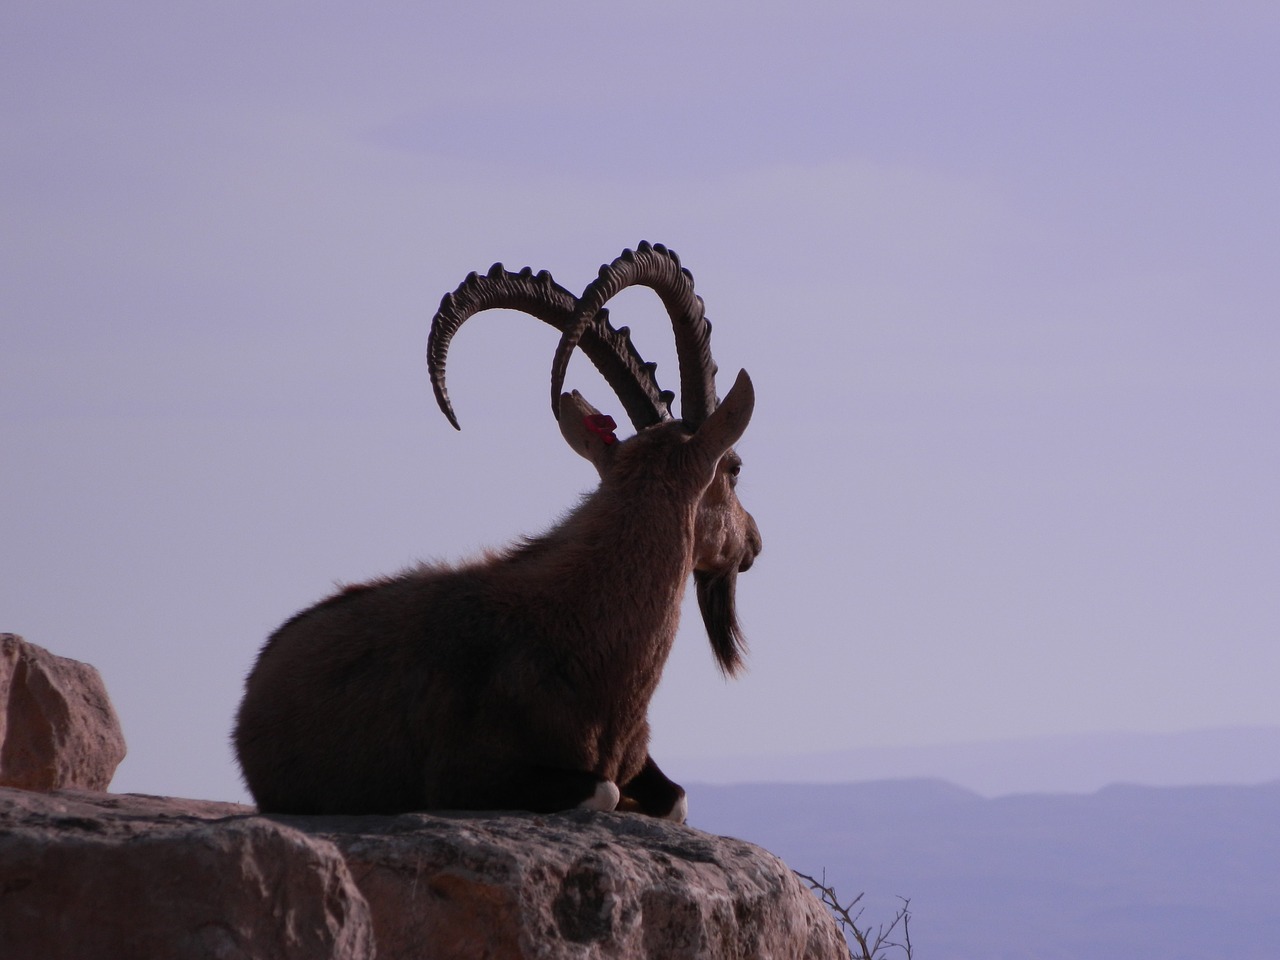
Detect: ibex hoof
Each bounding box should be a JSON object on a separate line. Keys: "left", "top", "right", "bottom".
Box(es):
{"left": 663, "top": 793, "right": 689, "bottom": 824}
{"left": 577, "top": 779, "right": 621, "bottom": 812}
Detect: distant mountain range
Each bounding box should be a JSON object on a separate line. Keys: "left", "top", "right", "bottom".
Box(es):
{"left": 686, "top": 778, "right": 1280, "bottom": 960}
{"left": 666, "top": 725, "right": 1280, "bottom": 796}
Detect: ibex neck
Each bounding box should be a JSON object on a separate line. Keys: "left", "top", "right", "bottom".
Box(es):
{"left": 572, "top": 501, "right": 693, "bottom": 708}
{"left": 574, "top": 492, "right": 694, "bottom": 606}
{"left": 514, "top": 487, "right": 697, "bottom": 664}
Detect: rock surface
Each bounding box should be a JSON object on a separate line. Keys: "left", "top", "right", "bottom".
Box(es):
{"left": 0, "top": 634, "right": 127, "bottom": 791}
{"left": 0, "top": 786, "right": 848, "bottom": 960}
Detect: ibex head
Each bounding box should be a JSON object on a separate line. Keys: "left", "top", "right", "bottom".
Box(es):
{"left": 428, "top": 242, "right": 762, "bottom": 674}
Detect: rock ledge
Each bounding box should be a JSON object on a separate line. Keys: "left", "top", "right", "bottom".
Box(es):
{"left": 0, "top": 786, "right": 847, "bottom": 960}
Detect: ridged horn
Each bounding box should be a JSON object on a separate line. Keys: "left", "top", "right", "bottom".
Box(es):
{"left": 427, "top": 262, "right": 672, "bottom": 430}
{"left": 550, "top": 242, "right": 718, "bottom": 426}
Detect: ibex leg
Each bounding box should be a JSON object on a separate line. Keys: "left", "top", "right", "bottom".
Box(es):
{"left": 619, "top": 754, "right": 687, "bottom": 823}
{"left": 507, "top": 766, "right": 619, "bottom": 814}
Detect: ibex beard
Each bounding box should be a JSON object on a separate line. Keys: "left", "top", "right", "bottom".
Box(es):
{"left": 233, "top": 243, "right": 761, "bottom": 820}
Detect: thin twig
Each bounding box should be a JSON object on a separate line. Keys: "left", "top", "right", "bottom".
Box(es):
{"left": 794, "top": 870, "right": 913, "bottom": 960}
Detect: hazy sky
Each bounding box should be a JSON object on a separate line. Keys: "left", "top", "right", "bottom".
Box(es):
{"left": 3, "top": 2, "right": 1277, "bottom": 802}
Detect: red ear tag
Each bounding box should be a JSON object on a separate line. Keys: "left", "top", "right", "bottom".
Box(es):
{"left": 584, "top": 414, "right": 618, "bottom": 445}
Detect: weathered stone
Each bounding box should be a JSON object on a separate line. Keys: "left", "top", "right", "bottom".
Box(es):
{"left": 0, "top": 634, "right": 127, "bottom": 791}
{"left": 0, "top": 787, "right": 847, "bottom": 960}
{"left": 304, "top": 807, "right": 847, "bottom": 960}
{"left": 0, "top": 788, "right": 374, "bottom": 960}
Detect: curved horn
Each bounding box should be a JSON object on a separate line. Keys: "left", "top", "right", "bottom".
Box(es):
{"left": 550, "top": 242, "right": 718, "bottom": 426}
{"left": 428, "top": 262, "right": 673, "bottom": 430}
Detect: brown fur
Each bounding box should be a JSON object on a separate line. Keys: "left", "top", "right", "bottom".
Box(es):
{"left": 234, "top": 375, "right": 760, "bottom": 816}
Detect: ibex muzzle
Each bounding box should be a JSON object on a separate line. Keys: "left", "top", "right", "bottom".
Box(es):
{"left": 234, "top": 242, "right": 761, "bottom": 818}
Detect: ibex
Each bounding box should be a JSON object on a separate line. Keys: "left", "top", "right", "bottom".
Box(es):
{"left": 234, "top": 242, "right": 761, "bottom": 820}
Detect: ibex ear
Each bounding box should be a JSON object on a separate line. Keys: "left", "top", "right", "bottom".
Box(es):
{"left": 558, "top": 391, "right": 619, "bottom": 475}
{"left": 692, "top": 369, "right": 754, "bottom": 461}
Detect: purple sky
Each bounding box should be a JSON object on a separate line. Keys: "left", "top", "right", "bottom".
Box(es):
{"left": 3, "top": 2, "right": 1278, "bottom": 802}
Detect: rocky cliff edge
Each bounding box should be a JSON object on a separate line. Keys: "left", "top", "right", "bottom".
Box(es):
{"left": 0, "top": 634, "right": 847, "bottom": 959}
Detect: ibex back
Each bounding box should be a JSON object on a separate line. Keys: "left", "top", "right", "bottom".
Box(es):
{"left": 234, "top": 242, "right": 762, "bottom": 818}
